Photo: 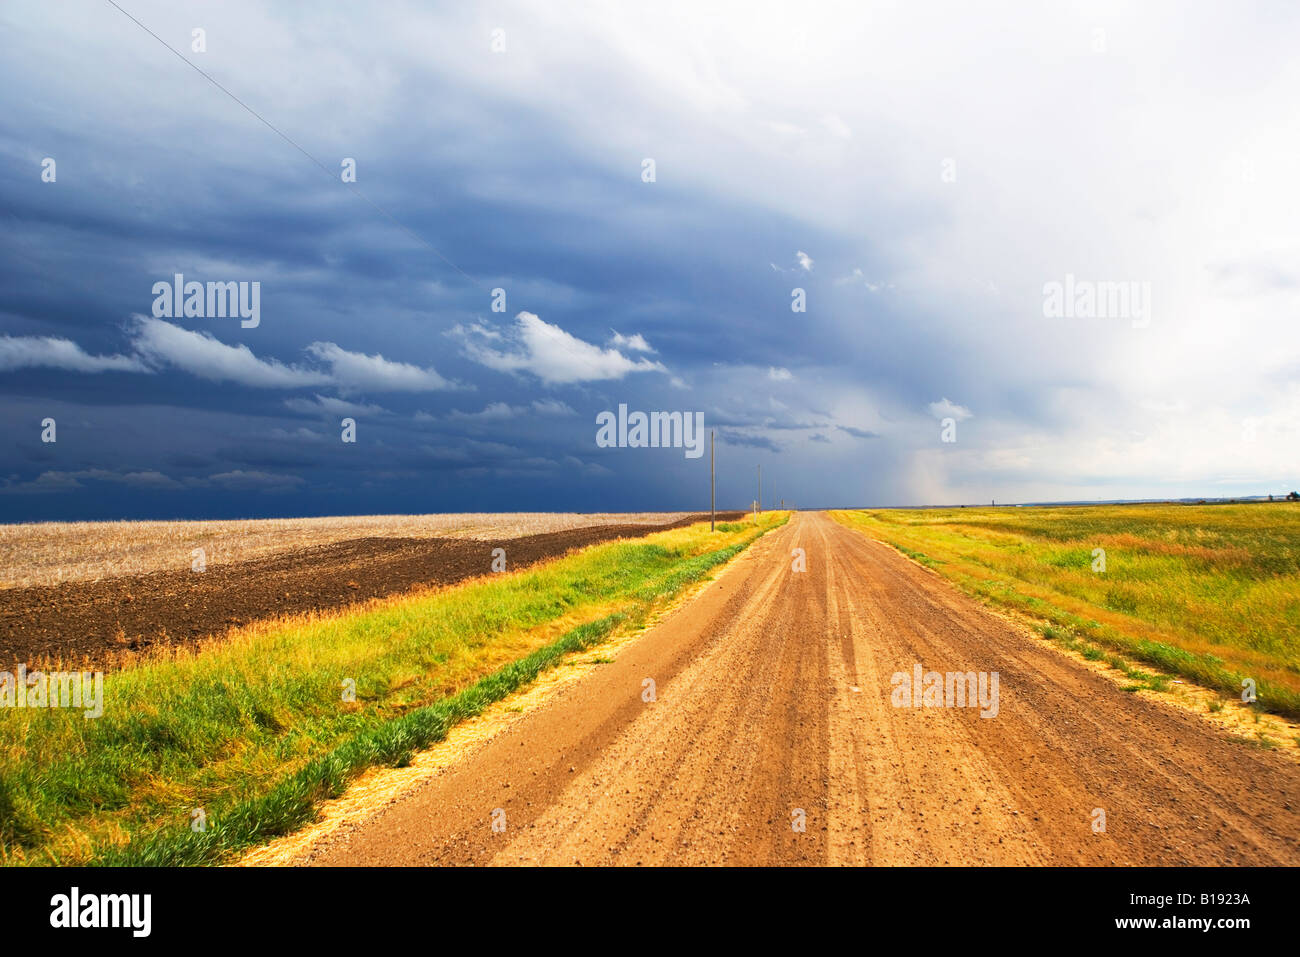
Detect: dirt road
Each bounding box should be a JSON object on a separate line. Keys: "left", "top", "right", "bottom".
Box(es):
{"left": 304, "top": 512, "right": 1300, "bottom": 866}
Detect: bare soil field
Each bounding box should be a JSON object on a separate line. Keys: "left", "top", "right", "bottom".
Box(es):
{"left": 0, "top": 512, "right": 741, "bottom": 668}
{"left": 0, "top": 511, "right": 700, "bottom": 589}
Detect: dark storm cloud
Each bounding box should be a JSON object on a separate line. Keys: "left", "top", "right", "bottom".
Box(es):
{"left": 2, "top": 1, "right": 1295, "bottom": 518}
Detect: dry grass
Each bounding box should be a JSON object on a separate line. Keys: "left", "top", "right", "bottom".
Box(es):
{"left": 0, "top": 512, "right": 698, "bottom": 588}
{"left": 830, "top": 503, "right": 1300, "bottom": 718}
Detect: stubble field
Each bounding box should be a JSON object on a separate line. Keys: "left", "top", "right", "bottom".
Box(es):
{"left": 0, "top": 511, "right": 737, "bottom": 667}
{"left": 0, "top": 512, "right": 701, "bottom": 588}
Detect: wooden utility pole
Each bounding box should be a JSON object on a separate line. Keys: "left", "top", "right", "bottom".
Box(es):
{"left": 710, "top": 430, "right": 715, "bottom": 531}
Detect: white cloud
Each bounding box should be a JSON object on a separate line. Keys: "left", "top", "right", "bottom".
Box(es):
{"left": 125, "top": 317, "right": 457, "bottom": 393}
{"left": 450, "top": 312, "right": 667, "bottom": 385}
{"left": 305, "top": 341, "right": 459, "bottom": 393}
{"left": 284, "top": 394, "right": 388, "bottom": 417}
{"left": 908, "top": 381, "right": 1300, "bottom": 504}
{"left": 448, "top": 401, "right": 518, "bottom": 421}
{"left": 820, "top": 114, "right": 852, "bottom": 139}
{"left": 0, "top": 335, "right": 148, "bottom": 374}
{"left": 531, "top": 398, "right": 577, "bottom": 416}
{"left": 768, "top": 366, "right": 794, "bottom": 381}
{"left": 796, "top": 251, "right": 814, "bottom": 272}
{"left": 835, "top": 268, "right": 889, "bottom": 292}
{"left": 929, "top": 398, "right": 973, "bottom": 421}
{"left": 448, "top": 398, "right": 578, "bottom": 421}
{"left": 766, "top": 120, "right": 807, "bottom": 137}
{"left": 131, "top": 317, "right": 328, "bottom": 388}
{"left": 608, "top": 330, "right": 656, "bottom": 353}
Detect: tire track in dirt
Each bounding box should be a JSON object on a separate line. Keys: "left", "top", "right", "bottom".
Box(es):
{"left": 299, "top": 512, "right": 1300, "bottom": 866}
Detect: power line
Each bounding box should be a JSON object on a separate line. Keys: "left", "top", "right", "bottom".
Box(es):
{"left": 103, "top": 0, "right": 484, "bottom": 289}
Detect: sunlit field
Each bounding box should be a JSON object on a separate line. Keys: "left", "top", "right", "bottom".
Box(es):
{"left": 831, "top": 504, "right": 1300, "bottom": 719}
{"left": 0, "top": 514, "right": 786, "bottom": 866}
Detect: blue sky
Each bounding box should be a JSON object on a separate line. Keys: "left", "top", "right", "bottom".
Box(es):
{"left": 2, "top": 1, "right": 1298, "bottom": 520}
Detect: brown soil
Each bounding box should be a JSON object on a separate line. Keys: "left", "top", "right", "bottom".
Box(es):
{"left": 294, "top": 512, "right": 1300, "bottom": 866}
{"left": 0, "top": 512, "right": 742, "bottom": 669}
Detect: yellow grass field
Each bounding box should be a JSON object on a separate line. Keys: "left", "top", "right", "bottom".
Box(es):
{"left": 831, "top": 504, "right": 1300, "bottom": 719}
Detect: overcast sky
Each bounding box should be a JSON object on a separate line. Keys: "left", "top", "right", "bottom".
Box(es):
{"left": 2, "top": 0, "right": 1298, "bottom": 520}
